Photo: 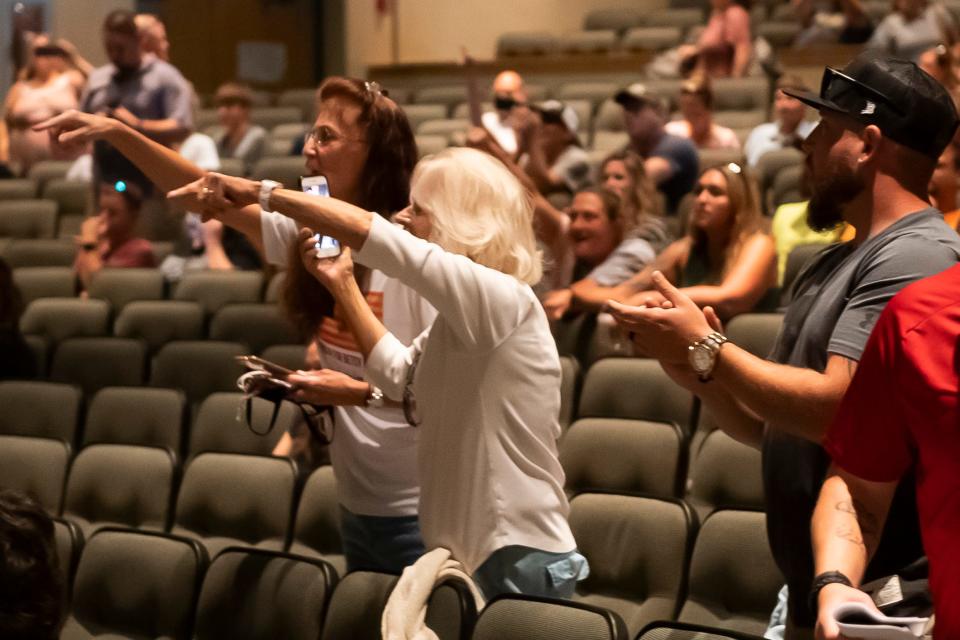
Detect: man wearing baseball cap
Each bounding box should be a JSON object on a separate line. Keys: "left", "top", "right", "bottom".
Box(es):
{"left": 607, "top": 52, "right": 960, "bottom": 638}
{"left": 518, "top": 99, "right": 591, "bottom": 195}
{"left": 614, "top": 82, "right": 699, "bottom": 214}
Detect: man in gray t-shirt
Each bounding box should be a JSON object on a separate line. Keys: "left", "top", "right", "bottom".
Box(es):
{"left": 81, "top": 10, "right": 193, "bottom": 194}
{"left": 606, "top": 53, "right": 960, "bottom": 637}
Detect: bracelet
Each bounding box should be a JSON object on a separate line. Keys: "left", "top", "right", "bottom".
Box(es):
{"left": 808, "top": 570, "right": 853, "bottom": 613}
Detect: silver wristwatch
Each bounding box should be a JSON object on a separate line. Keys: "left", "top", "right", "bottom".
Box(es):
{"left": 688, "top": 332, "right": 728, "bottom": 382}
{"left": 365, "top": 385, "right": 385, "bottom": 408}
{"left": 258, "top": 179, "right": 281, "bottom": 212}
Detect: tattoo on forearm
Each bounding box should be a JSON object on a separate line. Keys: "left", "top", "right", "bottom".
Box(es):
{"left": 832, "top": 499, "right": 881, "bottom": 552}
{"left": 845, "top": 358, "right": 857, "bottom": 379}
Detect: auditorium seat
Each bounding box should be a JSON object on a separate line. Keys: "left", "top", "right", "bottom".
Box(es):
{"left": 88, "top": 267, "right": 165, "bottom": 311}
{"left": 473, "top": 594, "right": 629, "bottom": 640}
{"left": 782, "top": 244, "right": 829, "bottom": 305}
{"left": 570, "top": 493, "right": 693, "bottom": 637}
{"left": 583, "top": 7, "right": 646, "bottom": 32}
{"left": 272, "top": 121, "right": 311, "bottom": 140}
{"left": 61, "top": 528, "right": 206, "bottom": 640}
{"left": 20, "top": 297, "right": 110, "bottom": 345}
{"left": 189, "top": 392, "right": 297, "bottom": 458}
{"left": 416, "top": 134, "right": 449, "bottom": 158}
{"left": 593, "top": 98, "right": 628, "bottom": 133}
{"left": 424, "top": 577, "right": 480, "bottom": 640}
{"left": 560, "top": 418, "right": 683, "bottom": 497}
{"left": 251, "top": 156, "right": 308, "bottom": 187}
{"left": 83, "top": 386, "right": 185, "bottom": 450}
{"left": 0, "top": 178, "right": 38, "bottom": 200}
{"left": 62, "top": 444, "right": 176, "bottom": 537}
{"left": 712, "top": 77, "right": 768, "bottom": 115}
{"left": 173, "top": 270, "right": 263, "bottom": 316}
{"left": 264, "top": 133, "right": 297, "bottom": 157}
{"left": 51, "top": 337, "right": 146, "bottom": 397}
{"left": 771, "top": 164, "right": 804, "bottom": 210}
{"left": 194, "top": 547, "right": 336, "bottom": 640}
{"left": 52, "top": 517, "right": 83, "bottom": 600}
{"left": 725, "top": 313, "right": 783, "bottom": 359}
{"left": 277, "top": 88, "right": 318, "bottom": 121}
{"left": 264, "top": 270, "right": 285, "bottom": 302}
{"left": 679, "top": 510, "right": 783, "bottom": 635}
{"left": 645, "top": 7, "right": 705, "bottom": 29}
{"left": 114, "top": 300, "right": 205, "bottom": 354}
{"left": 713, "top": 110, "right": 766, "bottom": 130}
{"left": 0, "top": 435, "right": 70, "bottom": 512}
{"left": 591, "top": 130, "right": 630, "bottom": 154}
{"left": 288, "top": 465, "right": 345, "bottom": 577}
{"left": 218, "top": 156, "right": 245, "bottom": 177}
{"left": 23, "top": 333, "right": 48, "bottom": 376}
{"left": 417, "top": 118, "right": 471, "bottom": 138}
{"left": 755, "top": 148, "right": 804, "bottom": 215}
{"left": 0, "top": 380, "right": 81, "bottom": 442}
{"left": 756, "top": 21, "right": 802, "bottom": 47}
{"left": 0, "top": 199, "right": 58, "bottom": 239}
{"left": 12, "top": 266, "right": 75, "bottom": 304}
{"left": 42, "top": 178, "right": 91, "bottom": 217}
{"left": 172, "top": 452, "right": 297, "bottom": 558}
{"left": 578, "top": 358, "right": 694, "bottom": 435}
{"left": 555, "top": 81, "right": 620, "bottom": 111}
{"left": 319, "top": 571, "right": 399, "bottom": 640}
{"left": 637, "top": 621, "right": 767, "bottom": 639}
{"left": 209, "top": 303, "right": 300, "bottom": 354}
{"left": 698, "top": 148, "right": 746, "bottom": 171}
{"left": 150, "top": 340, "right": 246, "bottom": 408}
{"left": 451, "top": 101, "right": 492, "bottom": 120}
{"left": 686, "top": 425, "right": 764, "bottom": 517}
{"left": 261, "top": 343, "right": 308, "bottom": 371}
{"left": 0, "top": 238, "right": 76, "bottom": 267}
{"left": 622, "top": 26, "right": 684, "bottom": 51}
{"left": 559, "top": 30, "right": 619, "bottom": 55}
{"left": 249, "top": 106, "right": 304, "bottom": 130}
{"left": 413, "top": 85, "right": 468, "bottom": 112}
{"left": 401, "top": 103, "right": 449, "bottom": 131}
{"left": 496, "top": 31, "right": 558, "bottom": 57}
{"left": 27, "top": 159, "right": 74, "bottom": 184}
{"left": 558, "top": 355, "right": 580, "bottom": 431}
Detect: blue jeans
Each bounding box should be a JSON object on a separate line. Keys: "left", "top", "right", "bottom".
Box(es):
{"left": 472, "top": 545, "right": 590, "bottom": 601}
{"left": 339, "top": 506, "right": 426, "bottom": 574}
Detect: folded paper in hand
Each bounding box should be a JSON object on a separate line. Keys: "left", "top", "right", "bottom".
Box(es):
{"left": 834, "top": 602, "right": 929, "bottom": 640}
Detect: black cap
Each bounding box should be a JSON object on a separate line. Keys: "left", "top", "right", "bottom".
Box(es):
{"left": 614, "top": 82, "right": 663, "bottom": 111}
{"left": 783, "top": 52, "right": 959, "bottom": 159}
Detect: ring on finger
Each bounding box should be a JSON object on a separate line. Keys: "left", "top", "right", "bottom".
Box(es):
{"left": 202, "top": 187, "right": 214, "bottom": 195}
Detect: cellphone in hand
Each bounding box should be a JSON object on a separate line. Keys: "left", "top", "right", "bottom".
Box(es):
{"left": 236, "top": 355, "right": 293, "bottom": 380}
{"left": 299, "top": 175, "right": 341, "bottom": 258}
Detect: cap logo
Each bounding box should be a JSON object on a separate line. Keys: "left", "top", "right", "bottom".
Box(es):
{"left": 861, "top": 101, "right": 876, "bottom": 115}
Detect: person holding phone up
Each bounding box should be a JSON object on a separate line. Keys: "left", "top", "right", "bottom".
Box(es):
{"left": 166, "top": 146, "right": 588, "bottom": 601}
{"left": 36, "top": 77, "right": 435, "bottom": 577}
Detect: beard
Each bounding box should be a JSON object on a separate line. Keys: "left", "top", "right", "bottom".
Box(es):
{"left": 806, "top": 162, "right": 862, "bottom": 232}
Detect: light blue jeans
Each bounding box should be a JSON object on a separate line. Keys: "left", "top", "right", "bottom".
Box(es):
{"left": 472, "top": 545, "right": 590, "bottom": 601}
{"left": 339, "top": 506, "right": 425, "bottom": 574}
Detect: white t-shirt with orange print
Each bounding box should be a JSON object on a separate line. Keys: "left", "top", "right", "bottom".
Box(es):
{"left": 261, "top": 209, "right": 436, "bottom": 516}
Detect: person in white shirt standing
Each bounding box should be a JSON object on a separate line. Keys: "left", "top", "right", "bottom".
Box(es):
{"left": 169, "top": 147, "right": 588, "bottom": 601}
{"left": 480, "top": 70, "right": 528, "bottom": 158}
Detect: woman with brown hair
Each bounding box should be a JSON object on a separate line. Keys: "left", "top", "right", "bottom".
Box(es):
{"left": 573, "top": 163, "right": 777, "bottom": 320}
{"left": 37, "top": 77, "right": 433, "bottom": 576}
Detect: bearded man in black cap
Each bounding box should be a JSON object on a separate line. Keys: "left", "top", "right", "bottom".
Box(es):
{"left": 606, "top": 52, "right": 960, "bottom": 638}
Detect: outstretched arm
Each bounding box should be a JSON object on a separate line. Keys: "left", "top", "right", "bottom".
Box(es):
{"left": 35, "top": 110, "right": 263, "bottom": 249}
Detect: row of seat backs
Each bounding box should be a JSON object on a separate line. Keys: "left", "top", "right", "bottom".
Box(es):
{"left": 5, "top": 439, "right": 343, "bottom": 569}
{"left": 52, "top": 500, "right": 776, "bottom": 640}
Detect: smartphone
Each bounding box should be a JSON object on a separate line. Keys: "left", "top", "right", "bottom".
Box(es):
{"left": 236, "top": 355, "right": 293, "bottom": 380}
{"left": 299, "top": 175, "right": 342, "bottom": 259}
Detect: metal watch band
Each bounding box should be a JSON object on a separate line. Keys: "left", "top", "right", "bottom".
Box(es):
{"left": 691, "top": 332, "right": 728, "bottom": 382}
{"left": 259, "top": 179, "right": 281, "bottom": 212}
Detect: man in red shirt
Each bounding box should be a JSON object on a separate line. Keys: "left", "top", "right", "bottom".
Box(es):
{"left": 813, "top": 263, "right": 960, "bottom": 639}
{"left": 75, "top": 180, "right": 155, "bottom": 291}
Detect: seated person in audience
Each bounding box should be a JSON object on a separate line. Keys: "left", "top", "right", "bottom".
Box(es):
{"left": 664, "top": 74, "right": 741, "bottom": 151}
{"left": 615, "top": 83, "right": 699, "bottom": 215}
{"left": 0, "top": 489, "right": 63, "bottom": 639}
{"left": 572, "top": 163, "right": 777, "bottom": 320}
{"left": 919, "top": 44, "right": 960, "bottom": 116}
{"left": 793, "top": 0, "right": 874, "bottom": 47}
{"left": 677, "top": 0, "right": 753, "bottom": 78}
{"left": 770, "top": 165, "right": 842, "bottom": 285}
{"left": 745, "top": 75, "right": 818, "bottom": 167}
{"left": 212, "top": 82, "right": 266, "bottom": 174}
{"left": 134, "top": 13, "right": 170, "bottom": 62}
{"left": 516, "top": 100, "right": 591, "bottom": 195}
{"left": 481, "top": 70, "right": 527, "bottom": 158}
{"left": 866, "top": 0, "right": 959, "bottom": 60}
{"left": 170, "top": 146, "right": 588, "bottom": 601}
{"left": 542, "top": 187, "right": 657, "bottom": 320}
{"left": 75, "top": 180, "right": 156, "bottom": 291}
{"left": 600, "top": 150, "right": 670, "bottom": 250}
{"left": 0, "top": 258, "right": 37, "bottom": 380}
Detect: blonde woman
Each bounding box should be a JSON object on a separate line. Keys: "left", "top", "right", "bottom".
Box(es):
{"left": 573, "top": 163, "right": 777, "bottom": 320}
{"left": 167, "top": 147, "right": 587, "bottom": 600}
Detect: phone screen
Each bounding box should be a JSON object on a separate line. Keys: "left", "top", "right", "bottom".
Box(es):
{"left": 302, "top": 179, "right": 329, "bottom": 197}
{"left": 299, "top": 175, "right": 340, "bottom": 257}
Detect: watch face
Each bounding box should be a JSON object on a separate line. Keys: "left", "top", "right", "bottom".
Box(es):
{"left": 690, "top": 345, "right": 713, "bottom": 373}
